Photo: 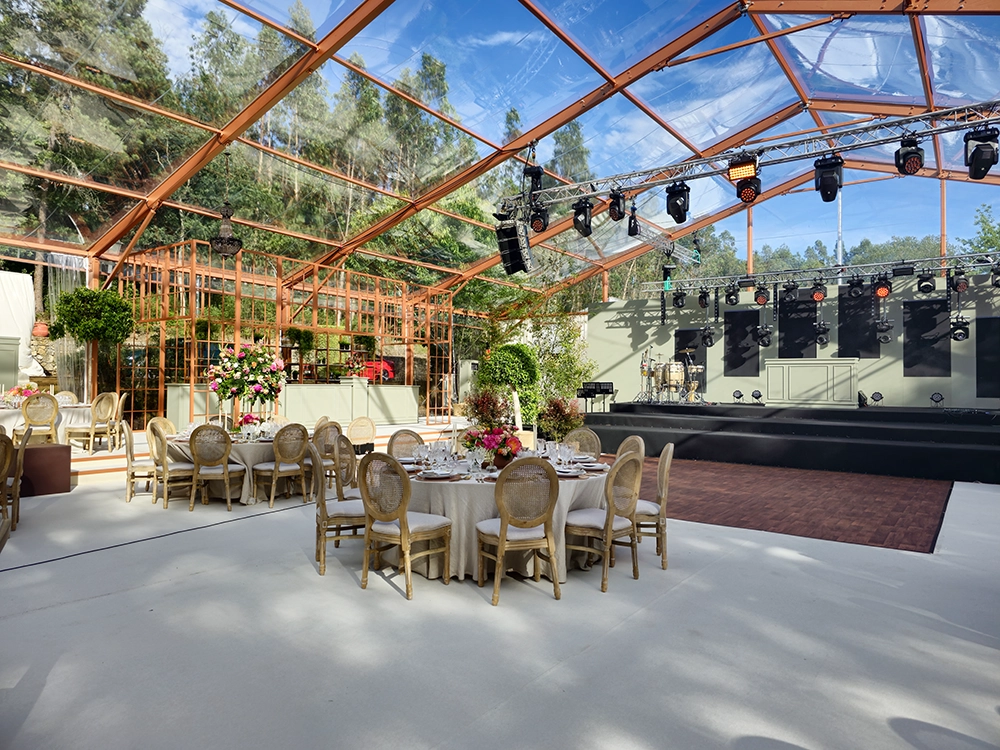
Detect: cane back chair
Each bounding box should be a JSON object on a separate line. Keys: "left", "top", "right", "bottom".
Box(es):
{"left": 65, "top": 391, "right": 117, "bottom": 454}
{"left": 634, "top": 442, "right": 675, "bottom": 570}
{"left": 313, "top": 443, "right": 366, "bottom": 575}
{"left": 386, "top": 428, "right": 424, "bottom": 460}
{"left": 252, "top": 423, "right": 310, "bottom": 507}
{"left": 189, "top": 424, "right": 246, "bottom": 512}
{"left": 563, "top": 427, "right": 602, "bottom": 459}
{"left": 14, "top": 393, "right": 58, "bottom": 445}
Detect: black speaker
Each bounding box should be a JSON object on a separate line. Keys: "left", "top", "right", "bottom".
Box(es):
{"left": 497, "top": 222, "right": 533, "bottom": 275}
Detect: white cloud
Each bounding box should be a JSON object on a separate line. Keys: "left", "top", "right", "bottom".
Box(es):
{"left": 460, "top": 30, "right": 548, "bottom": 49}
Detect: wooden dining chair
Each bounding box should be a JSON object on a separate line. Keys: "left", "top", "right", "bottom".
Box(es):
{"left": 615, "top": 434, "right": 646, "bottom": 460}
{"left": 386, "top": 428, "right": 424, "bottom": 459}
{"left": 0, "top": 434, "right": 15, "bottom": 530}
{"left": 312, "top": 443, "right": 366, "bottom": 575}
{"left": 333, "top": 434, "right": 361, "bottom": 502}
{"left": 476, "top": 457, "right": 561, "bottom": 606}
{"left": 189, "top": 424, "right": 246, "bottom": 512}
{"left": 565, "top": 452, "right": 643, "bottom": 592}
{"left": 13, "top": 393, "right": 58, "bottom": 445}
{"left": 346, "top": 416, "right": 376, "bottom": 454}
{"left": 307, "top": 422, "right": 340, "bottom": 489}
{"left": 634, "top": 442, "right": 674, "bottom": 570}
{"left": 564, "top": 427, "right": 601, "bottom": 459}
{"left": 314, "top": 415, "right": 329, "bottom": 432}
{"left": 110, "top": 392, "right": 129, "bottom": 451}
{"left": 147, "top": 420, "right": 194, "bottom": 509}
{"left": 252, "top": 423, "right": 310, "bottom": 507}
{"left": 54, "top": 390, "right": 79, "bottom": 404}
{"left": 3, "top": 426, "right": 31, "bottom": 530}
{"left": 65, "top": 391, "right": 117, "bottom": 454}
{"left": 358, "top": 452, "right": 451, "bottom": 600}
{"left": 122, "top": 422, "right": 155, "bottom": 503}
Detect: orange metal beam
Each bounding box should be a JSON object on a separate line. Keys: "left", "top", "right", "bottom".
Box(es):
{"left": 217, "top": 0, "right": 320, "bottom": 51}
{"left": 746, "top": 1, "right": 1000, "bottom": 12}
{"left": 809, "top": 99, "right": 930, "bottom": 117}
{"left": 290, "top": 3, "right": 744, "bottom": 277}
{"left": 908, "top": 16, "right": 944, "bottom": 176}
{"left": 842, "top": 158, "right": 1000, "bottom": 186}
{"left": 85, "top": 0, "right": 395, "bottom": 259}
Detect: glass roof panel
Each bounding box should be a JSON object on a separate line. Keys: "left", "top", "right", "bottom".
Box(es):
{"left": 533, "top": 94, "right": 695, "bottom": 181}
{"left": 1, "top": 0, "right": 310, "bottom": 127}
{"left": 630, "top": 19, "right": 800, "bottom": 152}
{"left": 365, "top": 207, "right": 493, "bottom": 270}
{"left": 335, "top": 0, "right": 605, "bottom": 145}
{"left": 228, "top": 0, "right": 358, "bottom": 39}
{"left": 527, "top": 0, "right": 731, "bottom": 76}
{"left": 0, "top": 62, "right": 210, "bottom": 192}
{"left": 923, "top": 16, "right": 1000, "bottom": 107}
{"left": 762, "top": 15, "right": 926, "bottom": 104}
{"left": 0, "top": 168, "right": 136, "bottom": 248}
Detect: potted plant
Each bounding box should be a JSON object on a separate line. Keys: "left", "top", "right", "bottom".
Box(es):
{"left": 537, "top": 396, "right": 585, "bottom": 442}
{"left": 49, "top": 288, "right": 134, "bottom": 345}
{"left": 463, "top": 388, "right": 511, "bottom": 431}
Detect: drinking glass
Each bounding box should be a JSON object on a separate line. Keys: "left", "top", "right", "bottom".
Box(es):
{"left": 537, "top": 438, "right": 547, "bottom": 455}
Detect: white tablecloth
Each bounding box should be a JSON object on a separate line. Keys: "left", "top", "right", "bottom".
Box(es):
{"left": 0, "top": 404, "right": 93, "bottom": 444}
{"left": 399, "top": 469, "right": 606, "bottom": 582}
{"left": 167, "top": 439, "right": 276, "bottom": 505}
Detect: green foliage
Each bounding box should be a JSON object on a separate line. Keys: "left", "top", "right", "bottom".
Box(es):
{"left": 530, "top": 315, "right": 597, "bottom": 403}
{"left": 960, "top": 204, "right": 1000, "bottom": 254}
{"left": 50, "top": 287, "right": 135, "bottom": 344}
{"left": 285, "top": 327, "right": 315, "bottom": 354}
{"left": 463, "top": 388, "right": 511, "bottom": 431}
{"left": 476, "top": 343, "right": 540, "bottom": 425}
{"left": 537, "top": 397, "right": 585, "bottom": 442}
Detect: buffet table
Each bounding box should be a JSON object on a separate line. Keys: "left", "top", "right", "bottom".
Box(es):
{"left": 397, "top": 467, "right": 607, "bottom": 582}
{"left": 0, "top": 403, "right": 93, "bottom": 444}
{"left": 167, "top": 439, "right": 276, "bottom": 505}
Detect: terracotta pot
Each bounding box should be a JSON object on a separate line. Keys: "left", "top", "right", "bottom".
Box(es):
{"left": 32, "top": 321, "right": 49, "bottom": 337}
{"left": 493, "top": 452, "right": 513, "bottom": 470}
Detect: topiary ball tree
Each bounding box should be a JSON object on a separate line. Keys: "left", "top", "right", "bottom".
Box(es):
{"left": 476, "top": 342, "right": 540, "bottom": 427}
{"left": 49, "top": 287, "right": 135, "bottom": 345}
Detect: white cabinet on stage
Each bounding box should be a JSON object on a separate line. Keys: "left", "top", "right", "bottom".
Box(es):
{"left": 764, "top": 358, "right": 859, "bottom": 408}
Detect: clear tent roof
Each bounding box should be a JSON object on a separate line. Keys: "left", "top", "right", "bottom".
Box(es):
{"left": 1, "top": 0, "right": 999, "bottom": 308}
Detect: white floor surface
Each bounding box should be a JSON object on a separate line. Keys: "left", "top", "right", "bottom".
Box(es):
{"left": 0, "top": 478, "right": 997, "bottom": 750}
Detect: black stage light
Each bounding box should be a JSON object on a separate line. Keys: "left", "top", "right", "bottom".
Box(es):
{"left": 733, "top": 389, "right": 744, "bottom": 402}
{"left": 698, "top": 288, "right": 711, "bottom": 309}
{"left": 892, "top": 264, "right": 915, "bottom": 277}
{"left": 672, "top": 290, "right": 686, "bottom": 309}
{"left": 701, "top": 325, "right": 716, "bottom": 348}
{"left": 964, "top": 127, "right": 999, "bottom": 180}
{"left": 725, "top": 284, "right": 740, "bottom": 306}
{"left": 751, "top": 389, "right": 764, "bottom": 403}
{"left": 627, "top": 204, "right": 640, "bottom": 237}
{"left": 781, "top": 280, "right": 799, "bottom": 302}
{"left": 815, "top": 320, "right": 830, "bottom": 345}
{"left": 572, "top": 198, "right": 592, "bottom": 237}
{"left": 951, "top": 268, "right": 969, "bottom": 293}
{"left": 528, "top": 203, "right": 549, "bottom": 233}
{"left": 523, "top": 164, "right": 544, "bottom": 194}
{"left": 917, "top": 272, "right": 936, "bottom": 294}
{"left": 992, "top": 263, "right": 1000, "bottom": 288}
{"left": 951, "top": 316, "right": 970, "bottom": 342}
{"left": 873, "top": 274, "right": 892, "bottom": 299}
{"left": 813, "top": 155, "right": 843, "bottom": 202}
{"left": 848, "top": 274, "right": 865, "bottom": 298}
{"left": 871, "top": 391, "right": 884, "bottom": 404}
{"left": 876, "top": 318, "right": 894, "bottom": 345}
{"left": 753, "top": 286, "right": 769, "bottom": 306}
{"left": 930, "top": 391, "right": 944, "bottom": 405}
{"left": 810, "top": 280, "right": 827, "bottom": 302}
{"left": 608, "top": 190, "right": 626, "bottom": 222}
{"left": 737, "top": 177, "right": 761, "bottom": 204}
{"left": 894, "top": 138, "right": 924, "bottom": 175}
{"left": 665, "top": 182, "right": 690, "bottom": 224}
{"left": 755, "top": 325, "right": 772, "bottom": 348}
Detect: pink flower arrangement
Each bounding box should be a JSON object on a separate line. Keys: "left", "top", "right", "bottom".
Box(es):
{"left": 238, "top": 413, "right": 261, "bottom": 426}
{"left": 463, "top": 426, "right": 522, "bottom": 459}
{"left": 206, "top": 342, "right": 286, "bottom": 407}
{"left": 6, "top": 383, "right": 39, "bottom": 398}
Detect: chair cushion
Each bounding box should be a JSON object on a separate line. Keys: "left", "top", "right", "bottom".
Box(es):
{"left": 339, "top": 486, "right": 362, "bottom": 500}
{"left": 634, "top": 499, "right": 661, "bottom": 517}
{"left": 475, "top": 517, "right": 545, "bottom": 541}
{"left": 565, "top": 507, "right": 632, "bottom": 532}
{"left": 196, "top": 464, "right": 245, "bottom": 476}
{"left": 130, "top": 460, "right": 156, "bottom": 470}
{"left": 252, "top": 461, "right": 304, "bottom": 472}
{"left": 164, "top": 461, "right": 196, "bottom": 472}
{"left": 323, "top": 499, "right": 365, "bottom": 517}
{"left": 303, "top": 456, "right": 335, "bottom": 469}
{"left": 371, "top": 512, "right": 452, "bottom": 535}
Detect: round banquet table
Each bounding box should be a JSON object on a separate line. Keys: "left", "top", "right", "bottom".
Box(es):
{"left": 392, "top": 467, "right": 607, "bottom": 582}
{"left": 166, "top": 438, "right": 276, "bottom": 505}
{"left": 0, "top": 403, "right": 93, "bottom": 444}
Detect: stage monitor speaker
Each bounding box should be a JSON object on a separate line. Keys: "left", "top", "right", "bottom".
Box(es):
{"left": 496, "top": 221, "right": 534, "bottom": 275}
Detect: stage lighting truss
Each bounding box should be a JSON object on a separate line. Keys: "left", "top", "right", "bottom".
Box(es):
{"left": 872, "top": 274, "right": 893, "bottom": 299}
{"left": 810, "top": 279, "right": 828, "bottom": 302}
{"left": 813, "top": 154, "right": 843, "bottom": 202}
{"left": 781, "top": 280, "right": 799, "bottom": 302}
{"left": 608, "top": 189, "right": 626, "bottom": 222}
{"left": 847, "top": 275, "right": 866, "bottom": 297}
{"left": 701, "top": 325, "right": 716, "bottom": 348}
{"left": 917, "top": 272, "right": 936, "bottom": 294}
{"left": 672, "top": 290, "right": 686, "bottom": 309}
{"left": 951, "top": 268, "right": 969, "bottom": 293}
{"left": 894, "top": 137, "right": 925, "bottom": 175}
{"left": 815, "top": 320, "right": 831, "bottom": 346}
{"left": 964, "top": 127, "right": 999, "bottom": 180}
{"left": 755, "top": 324, "right": 773, "bottom": 348}
{"left": 665, "top": 182, "right": 690, "bottom": 224}
{"left": 572, "top": 198, "right": 593, "bottom": 237}
{"left": 951, "top": 315, "right": 971, "bottom": 342}
{"left": 698, "top": 288, "right": 711, "bottom": 309}
{"left": 737, "top": 177, "right": 761, "bottom": 204}
{"left": 725, "top": 284, "right": 740, "bottom": 306}
{"left": 528, "top": 202, "right": 549, "bottom": 233}
{"left": 876, "top": 317, "right": 894, "bottom": 344}
{"left": 753, "top": 286, "right": 770, "bottom": 306}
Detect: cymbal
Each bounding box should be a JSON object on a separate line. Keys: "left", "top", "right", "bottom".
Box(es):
{"left": 677, "top": 348, "right": 696, "bottom": 354}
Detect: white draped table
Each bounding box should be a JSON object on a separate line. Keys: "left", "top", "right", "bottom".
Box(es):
{"left": 167, "top": 439, "right": 276, "bottom": 505}
{"left": 0, "top": 403, "right": 93, "bottom": 444}
{"left": 395, "top": 468, "right": 607, "bottom": 582}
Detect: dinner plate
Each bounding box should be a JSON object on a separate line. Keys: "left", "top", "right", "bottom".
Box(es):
{"left": 556, "top": 468, "right": 585, "bottom": 478}
{"left": 404, "top": 464, "right": 421, "bottom": 472}
{"left": 573, "top": 454, "right": 593, "bottom": 461}
{"left": 418, "top": 470, "right": 456, "bottom": 480}
{"left": 397, "top": 457, "right": 416, "bottom": 464}
{"left": 581, "top": 462, "right": 609, "bottom": 471}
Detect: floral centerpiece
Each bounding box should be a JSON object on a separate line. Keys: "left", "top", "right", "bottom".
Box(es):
{"left": 5, "top": 382, "right": 39, "bottom": 407}
{"left": 206, "top": 342, "right": 286, "bottom": 417}
{"left": 463, "top": 426, "right": 522, "bottom": 469}
{"left": 237, "top": 412, "right": 261, "bottom": 440}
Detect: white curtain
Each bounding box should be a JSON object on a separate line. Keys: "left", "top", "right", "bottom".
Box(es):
{"left": 45, "top": 254, "right": 87, "bottom": 396}
{"left": 0, "top": 270, "right": 45, "bottom": 380}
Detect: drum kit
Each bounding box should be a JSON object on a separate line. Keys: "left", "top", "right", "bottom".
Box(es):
{"left": 636, "top": 348, "right": 705, "bottom": 404}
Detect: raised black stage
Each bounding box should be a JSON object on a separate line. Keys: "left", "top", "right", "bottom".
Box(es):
{"left": 585, "top": 402, "right": 1000, "bottom": 483}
